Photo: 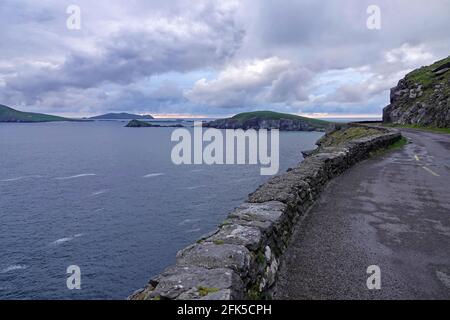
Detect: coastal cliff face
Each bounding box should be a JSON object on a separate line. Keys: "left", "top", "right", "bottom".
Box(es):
{"left": 383, "top": 56, "right": 450, "bottom": 128}
{"left": 205, "top": 118, "right": 325, "bottom": 131}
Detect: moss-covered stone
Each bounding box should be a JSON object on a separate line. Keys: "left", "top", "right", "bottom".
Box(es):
{"left": 198, "top": 286, "right": 220, "bottom": 297}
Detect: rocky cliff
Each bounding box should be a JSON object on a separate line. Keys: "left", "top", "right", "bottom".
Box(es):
{"left": 206, "top": 118, "right": 325, "bottom": 131}
{"left": 383, "top": 56, "right": 450, "bottom": 128}
{"left": 205, "top": 111, "right": 329, "bottom": 131}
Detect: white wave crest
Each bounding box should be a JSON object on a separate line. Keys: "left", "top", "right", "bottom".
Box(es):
{"left": 55, "top": 174, "right": 96, "bottom": 180}
{"left": 1, "top": 264, "right": 28, "bottom": 274}
{"left": 143, "top": 173, "right": 164, "bottom": 178}
{"left": 51, "top": 233, "right": 83, "bottom": 245}
{"left": 91, "top": 190, "right": 108, "bottom": 196}
{"left": 185, "top": 185, "right": 206, "bottom": 190}
{"left": 178, "top": 218, "right": 201, "bottom": 226}
{"left": 1, "top": 175, "right": 42, "bottom": 182}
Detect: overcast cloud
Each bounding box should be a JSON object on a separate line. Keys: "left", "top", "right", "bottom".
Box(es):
{"left": 0, "top": 0, "right": 449, "bottom": 117}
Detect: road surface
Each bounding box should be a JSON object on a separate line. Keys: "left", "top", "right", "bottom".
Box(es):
{"left": 274, "top": 129, "right": 450, "bottom": 299}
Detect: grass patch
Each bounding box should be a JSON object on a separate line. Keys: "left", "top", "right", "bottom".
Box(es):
{"left": 256, "top": 251, "right": 266, "bottom": 265}
{"left": 386, "top": 137, "right": 408, "bottom": 150}
{"left": 231, "top": 110, "right": 330, "bottom": 127}
{"left": 384, "top": 124, "right": 450, "bottom": 134}
{"left": 247, "top": 283, "right": 263, "bottom": 300}
{"left": 406, "top": 56, "right": 450, "bottom": 89}
{"left": 369, "top": 137, "right": 408, "bottom": 157}
{"left": 213, "top": 239, "right": 225, "bottom": 245}
{"left": 220, "top": 219, "right": 232, "bottom": 226}
{"left": 198, "top": 286, "right": 220, "bottom": 297}
{"left": 319, "top": 127, "right": 383, "bottom": 147}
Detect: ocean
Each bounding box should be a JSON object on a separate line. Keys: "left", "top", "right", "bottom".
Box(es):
{"left": 0, "top": 120, "right": 323, "bottom": 299}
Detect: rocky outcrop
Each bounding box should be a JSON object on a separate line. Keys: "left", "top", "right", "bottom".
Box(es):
{"left": 383, "top": 56, "right": 450, "bottom": 128}
{"left": 125, "top": 119, "right": 183, "bottom": 128}
{"left": 205, "top": 118, "right": 326, "bottom": 131}
{"left": 125, "top": 120, "right": 154, "bottom": 127}
{"left": 129, "top": 125, "right": 401, "bottom": 300}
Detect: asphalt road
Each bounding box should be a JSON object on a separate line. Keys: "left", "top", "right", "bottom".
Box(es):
{"left": 274, "top": 129, "right": 450, "bottom": 300}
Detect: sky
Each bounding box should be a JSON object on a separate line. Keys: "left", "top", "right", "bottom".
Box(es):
{"left": 0, "top": 0, "right": 449, "bottom": 118}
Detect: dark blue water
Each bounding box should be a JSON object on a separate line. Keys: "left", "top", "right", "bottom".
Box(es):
{"left": 0, "top": 121, "right": 323, "bottom": 299}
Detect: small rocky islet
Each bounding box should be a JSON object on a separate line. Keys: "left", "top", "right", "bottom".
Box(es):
{"left": 124, "top": 119, "right": 184, "bottom": 128}
{"left": 204, "top": 111, "right": 330, "bottom": 131}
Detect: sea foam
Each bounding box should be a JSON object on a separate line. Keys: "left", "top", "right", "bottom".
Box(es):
{"left": 0, "top": 175, "right": 42, "bottom": 182}
{"left": 55, "top": 174, "right": 96, "bottom": 180}
{"left": 51, "top": 234, "right": 83, "bottom": 245}
{"left": 1, "top": 265, "right": 28, "bottom": 274}
{"left": 143, "top": 173, "right": 164, "bottom": 178}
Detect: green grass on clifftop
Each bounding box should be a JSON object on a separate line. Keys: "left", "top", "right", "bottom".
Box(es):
{"left": 230, "top": 111, "right": 329, "bottom": 127}
{"left": 406, "top": 56, "right": 450, "bottom": 89}
{"left": 0, "top": 104, "right": 72, "bottom": 122}
{"left": 319, "top": 127, "right": 383, "bottom": 147}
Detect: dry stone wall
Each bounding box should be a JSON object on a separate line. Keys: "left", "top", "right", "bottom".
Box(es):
{"left": 129, "top": 126, "right": 401, "bottom": 300}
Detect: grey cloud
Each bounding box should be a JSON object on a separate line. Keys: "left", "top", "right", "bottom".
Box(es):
{"left": 0, "top": 0, "right": 449, "bottom": 116}
{"left": 1, "top": 0, "right": 244, "bottom": 111}
{"left": 185, "top": 57, "right": 295, "bottom": 108}
{"left": 266, "top": 67, "right": 313, "bottom": 103}
{"left": 242, "top": 0, "right": 450, "bottom": 70}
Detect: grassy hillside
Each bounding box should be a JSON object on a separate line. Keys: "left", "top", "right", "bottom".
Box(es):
{"left": 406, "top": 56, "right": 450, "bottom": 90}
{"left": 90, "top": 112, "right": 154, "bottom": 120}
{"left": 231, "top": 111, "right": 329, "bottom": 127}
{"left": 0, "top": 104, "right": 72, "bottom": 122}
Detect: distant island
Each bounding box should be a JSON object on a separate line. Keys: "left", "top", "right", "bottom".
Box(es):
{"left": 383, "top": 55, "right": 450, "bottom": 129}
{"left": 125, "top": 119, "right": 183, "bottom": 128}
{"left": 90, "top": 112, "right": 154, "bottom": 120}
{"left": 0, "top": 104, "right": 75, "bottom": 122}
{"left": 205, "top": 111, "right": 330, "bottom": 131}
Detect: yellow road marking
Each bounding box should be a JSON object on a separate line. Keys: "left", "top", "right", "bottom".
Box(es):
{"left": 414, "top": 155, "right": 420, "bottom": 161}
{"left": 422, "top": 166, "right": 440, "bottom": 177}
